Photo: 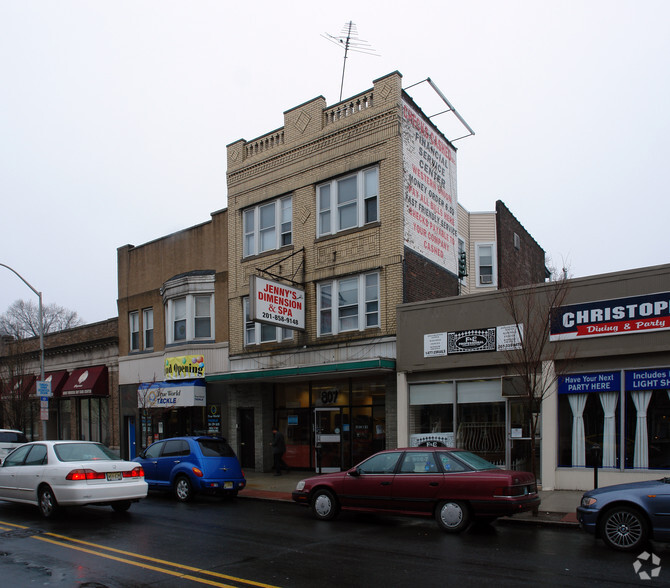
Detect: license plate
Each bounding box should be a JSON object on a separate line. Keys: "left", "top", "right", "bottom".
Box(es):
{"left": 106, "top": 472, "right": 122, "bottom": 481}
{"left": 224, "top": 482, "right": 233, "bottom": 489}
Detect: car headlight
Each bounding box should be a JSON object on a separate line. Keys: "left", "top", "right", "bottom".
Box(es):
{"left": 296, "top": 480, "right": 306, "bottom": 492}
{"left": 581, "top": 496, "right": 597, "bottom": 508}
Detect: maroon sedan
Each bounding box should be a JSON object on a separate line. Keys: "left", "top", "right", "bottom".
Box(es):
{"left": 292, "top": 447, "right": 540, "bottom": 532}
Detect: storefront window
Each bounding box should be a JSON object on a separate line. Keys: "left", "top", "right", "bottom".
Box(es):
{"left": 624, "top": 373, "right": 670, "bottom": 470}
{"left": 556, "top": 370, "right": 670, "bottom": 470}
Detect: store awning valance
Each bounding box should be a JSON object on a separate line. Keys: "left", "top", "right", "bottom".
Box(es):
{"left": 61, "top": 366, "right": 109, "bottom": 397}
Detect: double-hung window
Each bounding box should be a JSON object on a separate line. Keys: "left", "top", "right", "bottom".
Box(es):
{"left": 143, "top": 308, "right": 154, "bottom": 349}
{"left": 129, "top": 311, "right": 139, "bottom": 351}
{"left": 317, "top": 166, "right": 378, "bottom": 237}
{"left": 243, "top": 195, "right": 292, "bottom": 257}
{"left": 476, "top": 243, "right": 496, "bottom": 287}
{"left": 162, "top": 272, "right": 215, "bottom": 345}
{"left": 243, "top": 298, "right": 293, "bottom": 346}
{"left": 317, "top": 272, "right": 379, "bottom": 336}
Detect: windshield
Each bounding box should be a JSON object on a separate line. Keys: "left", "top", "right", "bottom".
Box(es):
{"left": 451, "top": 451, "right": 499, "bottom": 471}
{"left": 54, "top": 443, "right": 119, "bottom": 462}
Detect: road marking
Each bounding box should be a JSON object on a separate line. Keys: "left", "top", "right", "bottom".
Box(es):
{"left": 0, "top": 519, "right": 280, "bottom": 588}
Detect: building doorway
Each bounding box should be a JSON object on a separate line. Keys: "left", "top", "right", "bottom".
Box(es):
{"left": 238, "top": 408, "right": 255, "bottom": 469}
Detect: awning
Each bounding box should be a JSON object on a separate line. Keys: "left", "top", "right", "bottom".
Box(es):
{"left": 137, "top": 379, "right": 206, "bottom": 408}
{"left": 1, "top": 375, "right": 36, "bottom": 398}
{"left": 61, "top": 366, "right": 109, "bottom": 397}
{"left": 29, "top": 370, "right": 69, "bottom": 397}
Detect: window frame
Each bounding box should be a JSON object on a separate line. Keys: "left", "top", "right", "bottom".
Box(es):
{"left": 129, "top": 311, "right": 139, "bottom": 352}
{"left": 317, "top": 272, "right": 380, "bottom": 336}
{"left": 475, "top": 242, "right": 497, "bottom": 287}
{"left": 143, "top": 308, "right": 154, "bottom": 350}
{"left": 243, "top": 195, "right": 292, "bottom": 257}
{"left": 243, "top": 297, "right": 293, "bottom": 346}
{"left": 317, "top": 166, "right": 379, "bottom": 237}
{"left": 165, "top": 294, "right": 215, "bottom": 345}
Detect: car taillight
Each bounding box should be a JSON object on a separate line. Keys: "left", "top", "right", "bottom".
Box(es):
{"left": 192, "top": 467, "right": 203, "bottom": 477}
{"left": 66, "top": 469, "right": 106, "bottom": 481}
{"left": 122, "top": 466, "right": 144, "bottom": 478}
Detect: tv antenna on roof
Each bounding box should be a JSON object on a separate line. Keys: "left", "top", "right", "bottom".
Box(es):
{"left": 322, "top": 21, "right": 379, "bottom": 102}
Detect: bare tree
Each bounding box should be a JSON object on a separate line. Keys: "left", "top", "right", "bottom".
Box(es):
{"left": 0, "top": 337, "right": 35, "bottom": 433}
{"left": 499, "top": 265, "right": 575, "bottom": 479}
{"left": 0, "top": 299, "right": 84, "bottom": 339}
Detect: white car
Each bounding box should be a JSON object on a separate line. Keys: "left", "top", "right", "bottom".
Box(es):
{"left": 0, "top": 440, "right": 148, "bottom": 517}
{"left": 0, "top": 429, "right": 28, "bottom": 463}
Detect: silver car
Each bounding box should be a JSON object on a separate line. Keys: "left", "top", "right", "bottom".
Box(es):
{"left": 0, "top": 440, "right": 148, "bottom": 517}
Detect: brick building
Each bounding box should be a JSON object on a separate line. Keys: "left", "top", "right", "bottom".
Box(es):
{"left": 0, "top": 319, "right": 119, "bottom": 449}
{"left": 115, "top": 71, "right": 545, "bottom": 472}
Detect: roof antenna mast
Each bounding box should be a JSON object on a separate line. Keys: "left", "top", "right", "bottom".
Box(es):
{"left": 322, "top": 21, "right": 379, "bottom": 102}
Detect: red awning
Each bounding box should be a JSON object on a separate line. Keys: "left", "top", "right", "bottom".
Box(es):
{"left": 29, "top": 370, "right": 69, "bottom": 397}
{"left": 1, "top": 375, "right": 36, "bottom": 398}
{"left": 61, "top": 366, "right": 109, "bottom": 397}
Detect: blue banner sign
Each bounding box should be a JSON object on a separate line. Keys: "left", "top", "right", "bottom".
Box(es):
{"left": 625, "top": 368, "right": 670, "bottom": 391}
{"left": 558, "top": 371, "right": 620, "bottom": 394}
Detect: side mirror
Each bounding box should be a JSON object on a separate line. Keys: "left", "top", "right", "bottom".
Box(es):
{"left": 347, "top": 467, "right": 360, "bottom": 477}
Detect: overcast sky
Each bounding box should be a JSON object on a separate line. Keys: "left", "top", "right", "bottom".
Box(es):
{"left": 1, "top": 1, "right": 668, "bottom": 325}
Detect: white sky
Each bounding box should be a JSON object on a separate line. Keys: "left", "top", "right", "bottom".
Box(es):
{"left": 1, "top": 1, "right": 668, "bottom": 324}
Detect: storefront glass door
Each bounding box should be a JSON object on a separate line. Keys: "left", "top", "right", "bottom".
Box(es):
{"left": 314, "top": 407, "right": 342, "bottom": 472}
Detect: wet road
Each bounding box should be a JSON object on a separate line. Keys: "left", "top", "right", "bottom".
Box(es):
{"left": 0, "top": 493, "right": 668, "bottom": 587}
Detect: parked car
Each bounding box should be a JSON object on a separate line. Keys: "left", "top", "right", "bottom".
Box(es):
{"left": 0, "top": 440, "right": 147, "bottom": 518}
{"left": 577, "top": 477, "right": 670, "bottom": 551}
{"left": 134, "top": 436, "right": 246, "bottom": 502}
{"left": 0, "top": 429, "right": 28, "bottom": 463}
{"left": 292, "top": 447, "right": 540, "bottom": 532}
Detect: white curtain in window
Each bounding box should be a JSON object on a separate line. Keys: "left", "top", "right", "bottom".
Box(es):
{"left": 599, "top": 392, "right": 618, "bottom": 468}
{"left": 632, "top": 391, "right": 653, "bottom": 468}
{"left": 568, "top": 394, "right": 587, "bottom": 467}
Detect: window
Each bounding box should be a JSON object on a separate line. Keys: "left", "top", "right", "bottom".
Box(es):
{"left": 143, "top": 308, "right": 154, "bottom": 349}
{"left": 173, "top": 297, "right": 187, "bottom": 341}
{"left": 513, "top": 232, "right": 521, "bottom": 250}
{"left": 358, "top": 451, "right": 402, "bottom": 474}
{"left": 129, "top": 311, "right": 139, "bottom": 351}
{"left": 317, "top": 272, "right": 379, "bottom": 336}
{"left": 243, "top": 298, "right": 293, "bottom": 346}
{"left": 317, "top": 166, "right": 378, "bottom": 237}
{"left": 166, "top": 295, "right": 214, "bottom": 344}
{"left": 476, "top": 243, "right": 496, "bottom": 287}
{"left": 243, "top": 195, "right": 292, "bottom": 257}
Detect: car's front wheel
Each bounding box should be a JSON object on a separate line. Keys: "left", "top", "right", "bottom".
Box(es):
{"left": 311, "top": 489, "right": 339, "bottom": 521}
{"left": 174, "top": 475, "right": 194, "bottom": 502}
{"left": 435, "top": 500, "right": 470, "bottom": 533}
{"left": 600, "top": 506, "right": 649, "bottom": 551}
{"left": 38, "top": 485, "right": 58, "bottom": 518}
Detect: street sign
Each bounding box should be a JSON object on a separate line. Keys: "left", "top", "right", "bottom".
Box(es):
{"left": 36, "top": 380, "right": 52, "bottom": 397}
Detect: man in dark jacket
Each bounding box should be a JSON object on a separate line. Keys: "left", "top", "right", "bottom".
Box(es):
{"left": 271, "top": 426, "right": 288, "bottom": 475}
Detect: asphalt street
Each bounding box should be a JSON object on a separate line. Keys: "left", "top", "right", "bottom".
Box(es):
{"left": 0, "top": 493, "right": 668, "bottom": 587}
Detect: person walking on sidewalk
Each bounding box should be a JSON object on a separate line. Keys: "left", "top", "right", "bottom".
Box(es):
{"left": 271, "top": 426, "right": 289, "bottom": 476}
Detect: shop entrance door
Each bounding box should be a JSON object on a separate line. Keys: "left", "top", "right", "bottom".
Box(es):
{"left": 238, "top": 408, "right": 256, "bottom": 469}
{"left": 314, "top": 407, "right": 341, "bottom": 473}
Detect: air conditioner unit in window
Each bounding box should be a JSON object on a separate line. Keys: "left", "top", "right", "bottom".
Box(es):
{"left": 480, "top": 275, "right": 493, "bottom": 285}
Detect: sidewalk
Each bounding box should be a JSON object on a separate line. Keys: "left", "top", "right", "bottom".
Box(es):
{"left": 239, "top": 470, "right": 581, "bottom": 527}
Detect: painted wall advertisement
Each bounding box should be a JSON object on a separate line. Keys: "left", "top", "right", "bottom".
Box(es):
{"left": 401, "top": 98, "right": 458, "bottom": 275}
{"left": 250, "top": 275, "right": 305, "bottom": 330}
{"left": 550, "top": 291, "right": 670, "bottom": 341}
